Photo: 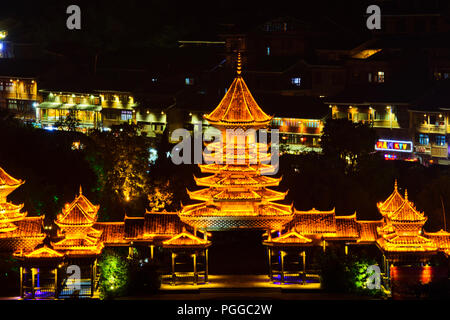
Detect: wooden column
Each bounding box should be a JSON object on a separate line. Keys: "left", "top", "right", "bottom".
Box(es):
{"left": 344, "top": 244, "right": 349, "bottom": 255}
{"left": 19, "top": 266, "right": 23, "bottom": 299}
{"left": 280, "top": 251, "right": 285, "bottom": 283}
{"left": 90, "top": 262, "right": 94, "bottom": 297}
{"left": 54, "top": 268, "right": 58, "bottom": 298}
{"left": 267, "top": 247, "right": 273, "bottom": 281}
{"left": 205, "top": 249, "right": 209, "bottom": 283}
{"left": 302, "top": 251, "right": 306, "bottom": 284}
{"left": 31, "top": 268, "right": 35, "bottom": 299}
{"left": 150, "top": 245, "right": 155, "bottom": 260}
{"left": 193, "top": 253, "right": 198, "bottom": 285}
{"left": 128, "top": 246, "right": 134, "bottom": 259}
{"left": 322, "top": 240, "right": 327, "bottom": 252}
{"left": 171, "top": 252, "right": 176, "bottom": 286}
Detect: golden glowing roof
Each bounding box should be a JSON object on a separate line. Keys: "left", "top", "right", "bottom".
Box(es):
{"left": 377, "top": 180, "right": 405, "bottom": 216}
{"left": 377, "top": 235, "right": 437, "bottom": 253}
{"left": 389, "top": 191, "right": 426, "bottom": 222}
{"left": 56, "top": 187, "right": 99, "bottom": 227}
{"left": 266, "top": 230, "right": 313, "bottom": 245}
{"left": 20, "top": 245, "right": 64, "bottom": 259}
{"left": 0, "top": 167, "right": 25, "bottom": 201}
{"left": 0, "top": 167, "right": 23, "bottom": 187}
{"left": 204, "top": 76, "right": 272, "bottom": 127}
{"left": 162, "top": 230, "right": 211, "bottom": 248}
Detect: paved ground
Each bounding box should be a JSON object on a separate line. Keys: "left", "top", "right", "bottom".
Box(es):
{"left": 160, "top": 274, "right": 321, "bottom": 291}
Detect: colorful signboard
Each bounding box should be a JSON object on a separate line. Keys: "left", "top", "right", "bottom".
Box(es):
{"left": 375, "top": 139, "right": 413, "bottom": 153}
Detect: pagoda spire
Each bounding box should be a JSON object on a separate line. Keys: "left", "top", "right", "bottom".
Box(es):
{"left": 236, "top": 52, "right": 242, "bottom": 75}
{"left": 180, "top": 52, "right": 291, "bottom": 230}
{"left": 394, "top": 179, "right": 398, "bottom": 191}
{"left": 405, "top": 189, "right": 408, "bottom": 201}
{"left": 79, "top": 185, "right": 83, "bottom": 196}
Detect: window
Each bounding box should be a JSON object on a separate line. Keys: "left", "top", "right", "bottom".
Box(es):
{"left": 377, "top": 71, "right": 385, "bottom": 83}
{"left": 185, "top": 78, "right": 194, "bottom": 85}
{"left": 121, "top": 110, "right": 133, "bottom": 121}
{"left": 7, "top": 99, "right": 17, "bottom": 110}
{"left": 436, "top": 135, "right": 446, "bottom": 146}
{"left": 368, "top": 73, "right": 372, "bottom": 82}
{"left": 419, "top": 134, "right": 429, "bottom": 145}
{"left": 429, "top": 115, "right": 437, "bottom": 125}
{"left": 5, "top": 82, "right": 13, "bottom": 92}
{"left": 306, "top": 121, "right": 319, "bottom": 128}
{"left": 291, "top": 77, "right": 301, "bottom": 87}
{"left": 25, "top": 83, "right": 33, "bottom": 94}
{"left": 266, "top": 46, "right": 271, "bottom": 56}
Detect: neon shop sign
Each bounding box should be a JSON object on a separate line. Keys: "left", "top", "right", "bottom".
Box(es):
{"left": 375, "top": 139, "right": 413, "bottom": 153}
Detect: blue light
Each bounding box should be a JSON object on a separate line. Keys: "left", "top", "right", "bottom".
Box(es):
{"left": 0, "top": 42, "right": 3, "bottom": 50}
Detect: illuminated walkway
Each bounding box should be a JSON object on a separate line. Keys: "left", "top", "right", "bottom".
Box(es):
{"left": 160, "top": 274, "right": 321, "bottom": 292}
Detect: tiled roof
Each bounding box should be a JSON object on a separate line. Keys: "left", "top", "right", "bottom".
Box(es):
{"left": 162, "top": 231, "right": 210, "bottom": 247}
{"left": 204, "top": 76, "right": 272, "bottom": 127}
{"left": 289, "top": 209, "right": 336, "bottom": 234}
{"left": 124, "top": 216, "right": 144, "bottom": 239}
{"left": 334, "top": 215, "right": 360, "bottom": 238}
{"left": 268, "top": 230, "right": 313, "bottom": 244}
{"left": 144, "top": 212, "right": 185, "bottom": 236}
{"left": 358, "top": 220, "right": 383, "bottom": 243}
{"left": 0, "top": 167, "right": 23, "bottom": 186}
{"left": 94, "top": 222, "right": 127, "bottom": 244}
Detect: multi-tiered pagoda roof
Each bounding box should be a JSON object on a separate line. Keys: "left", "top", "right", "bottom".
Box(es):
{"left": 0, "top": 167, "right": 45, "bottom": 253}
{"left": 50, "top": 187, "right": 103, "bottom": 257}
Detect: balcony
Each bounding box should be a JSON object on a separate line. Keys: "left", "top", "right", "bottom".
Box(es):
{"left": 415, "top": 124, "right": 446, "bottom": 135}
{"left": 2, "top": 92, "right": 38, "bottom": 101}
{"left": 372, "top": 120, "right": 400, "bottom": 129}
{"left": 431, "top": 144, "right": 448, "bottom": 158}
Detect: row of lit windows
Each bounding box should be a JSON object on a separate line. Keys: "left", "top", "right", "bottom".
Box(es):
{"left": 419, "top": 134, "right": 446, "bottom": 146}
{"left": 368, "top": 71, "right": 385, "bottom": 83}
{"left": 0, "top": 81, "right": 34, "bottom": 94}
{"left": 272, "top": 118, "right": 320, "bottom": 128}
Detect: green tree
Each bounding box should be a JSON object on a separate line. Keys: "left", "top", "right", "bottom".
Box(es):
{"left": 98, "top": 249, "right": 129, "bottom": 299}
{"left": 86, "top": 123, "right": 151, "bottom": 218}
{"left": 320, "top": 119, "right": 377, "bottom": 172}
{"left": 55, "top": 111, "right": 81, "bottom": 132}
{"left": 148, "top": 180, "right": 174, "bottom": 212}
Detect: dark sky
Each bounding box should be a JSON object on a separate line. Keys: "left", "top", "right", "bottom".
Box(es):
{"left": 0, "top": 0, "right": 372, "bottom": 47}
{"left": 1, "top": 0, "right": 448, "bottom": 50}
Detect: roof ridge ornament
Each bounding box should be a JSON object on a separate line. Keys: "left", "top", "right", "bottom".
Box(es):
{"left": 394, "top": 179, "right": 398, "bottom": 191}
{"left": 236, "top": 52, "right": 242, "bottom": 75}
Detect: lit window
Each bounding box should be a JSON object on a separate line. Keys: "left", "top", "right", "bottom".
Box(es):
{"left": 185, "top": 78, "right": 194, "bottom": 85}
{"left": 121, "top": 110, "right": 133, "bottom": 121}
{"left": 291, "top": 77, "right": 301, "bottom": 86}
{"left": 377, "top": 71, "right": 385, "bottom": 83}
{"left": 368, "top": 73, "right": 372, "bottom": 82}
{"left": 436, "top": 135, "right": 446, "bottom": 146}
{"left": 266, "top": 46, "right": 271, "bottom": 56}
{"left": 419, "top": 134, "right": 429, "bottom": 145}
